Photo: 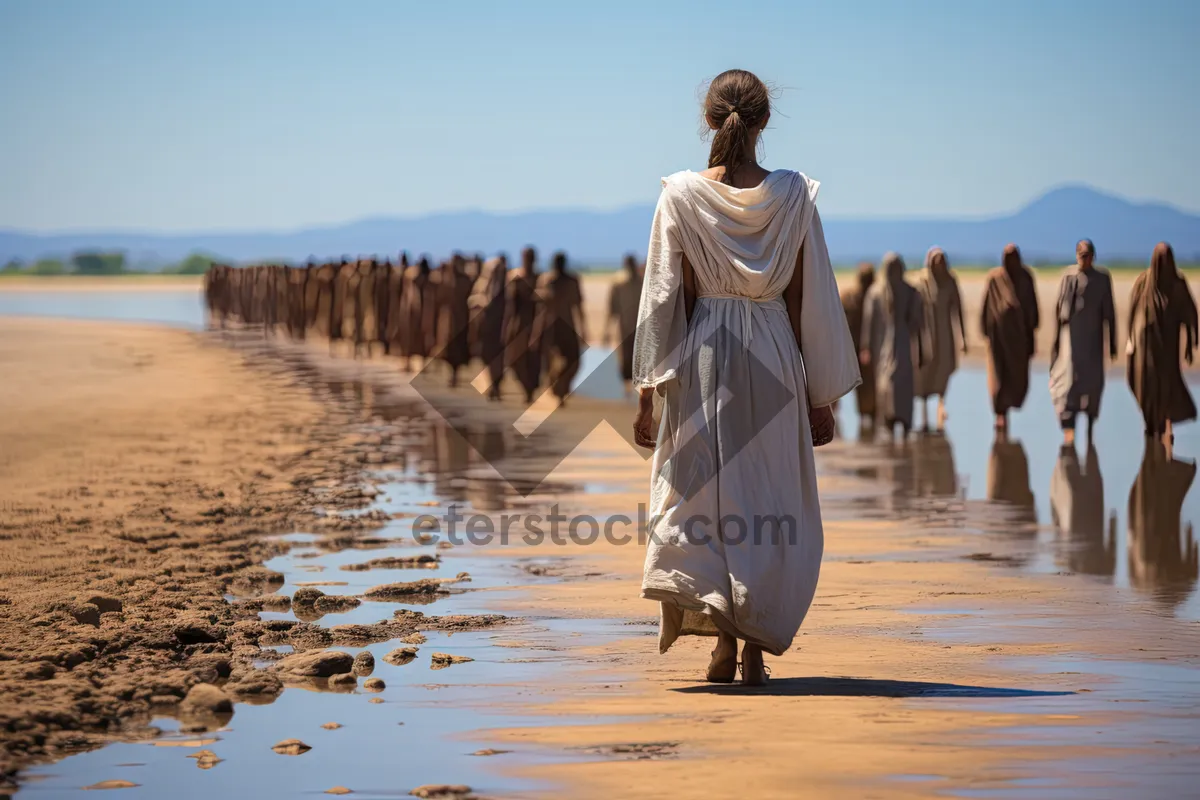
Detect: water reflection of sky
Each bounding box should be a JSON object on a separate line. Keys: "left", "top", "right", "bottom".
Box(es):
{"left": 4, "top": 290, "right": 1195, "bottom": 616}
{"left": 0, "top": 289, "right": 206, "bottom": 328}
{"left": 835, "top": 366, "right": 1200, "bottom": 619}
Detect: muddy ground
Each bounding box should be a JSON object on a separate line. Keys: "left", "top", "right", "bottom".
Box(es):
{"left": 0, "top": 319, "right": 506, "bottom": 790}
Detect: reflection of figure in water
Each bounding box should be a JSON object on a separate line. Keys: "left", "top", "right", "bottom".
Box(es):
{"left": 1127, "top": 242, "right": 1198, "bottom": 446}
{"left": 465, "top": 427, "right": 508, "bottom": 512}
{"left": 840, "top": 262, "right": 877, "bottom": 429}
{"left": 1050, "top": 240, "right": 1117, "bottom": 444}
{"left": 981, "top": 244, "right": 1039, "bottom": 433}
{"left": 536, "top": 252, "right": 587, "bottom": 406}
{"left": 862, "top": 252, "right": 923, "bottom": 437}
{"left": 1050, "top": 443, "right": 1115, "bottom": 576}
{"left": 607, "top": 254, "right": 644, "bottom": 392}
{"left": 469, "top": 255, "right": 509, "bottom": 400}
{"left": 505, "top": 247, "right": 544, "bottom": 404}
{"left": 987, "top": 434, "right": 1037, "bottom": 530}
{"left": 1128, "top": 439, "right": 1198, "bottom": 607}
{"left": 912, "top": 432, "right": 958, "bottom": 499}
{"left": 914, "top": 247, "right": 967, "bottom": 432}
{"left": 430, "top": 421, "right": 471, "bottom": 502}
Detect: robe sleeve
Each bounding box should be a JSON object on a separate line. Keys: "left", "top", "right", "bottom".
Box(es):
{"left": 799, "top": 207, "right": 862, "bottom": 408}
{"left": 632, "top": 188, "right": 687, "bottom": 390}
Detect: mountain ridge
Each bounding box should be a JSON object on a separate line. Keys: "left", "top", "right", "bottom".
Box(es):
{"left": 2, "top": 185, "right": 1197, "bottom": 267}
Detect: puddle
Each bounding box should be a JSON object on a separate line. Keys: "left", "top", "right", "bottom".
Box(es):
{"left": 830, "top": 365, "right": 1200, "bottom": 620}
{"left": 15, "top": 358, "right": 633, "bottom": 798}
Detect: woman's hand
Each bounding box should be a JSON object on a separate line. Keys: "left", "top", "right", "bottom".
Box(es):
{"left": 859, "top": 349, "right": 871, "bottom": 367}
{"left": 809, "top": 405, "right": 835, "bottom": 447}
{"left": 633, "top": 389, "right": 657, "bottom": 449}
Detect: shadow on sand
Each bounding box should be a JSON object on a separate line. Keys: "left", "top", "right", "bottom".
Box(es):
{"left": 673, "top": 676, "right": 1074, "bottom": 698}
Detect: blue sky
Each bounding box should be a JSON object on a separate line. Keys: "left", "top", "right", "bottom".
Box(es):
{"left": 1, "top": 0, "right": 1197, "bottom": 231}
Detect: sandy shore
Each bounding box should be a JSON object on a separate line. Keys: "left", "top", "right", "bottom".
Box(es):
{"left": 2, "top": 288, "right": 1197, "bottom": 796}
{"left": 0, "top": 318, "right": 506, "bottom": 789}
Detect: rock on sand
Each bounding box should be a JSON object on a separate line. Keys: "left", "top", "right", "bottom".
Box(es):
{"left": 179, "top": 684, "right": 233, "bottom": 714}
{"left": 382, "top": 647, "right": 418, "bottom": 666}
{"left": 272, "top": 739, "right": 312, "bottom": 756}
{"left": 352, "top": 651, "right": 375, "bottom": 675}
{"left": 430, "top": 653, "right": 474, "bottom": 670}
{"left": 409, "top": 785, "right": 473, "bottom": 799}
{"left": 274, "top": 650, "right": 354, "bottom": 678}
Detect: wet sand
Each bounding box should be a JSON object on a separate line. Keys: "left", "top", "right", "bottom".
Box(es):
{"left": 4, "top": 290, "right": 1200, "bottom": 797}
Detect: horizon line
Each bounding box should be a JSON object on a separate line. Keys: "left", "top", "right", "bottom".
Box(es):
{"left": 3, "top": 183, "right": 1197, "bottom": 239}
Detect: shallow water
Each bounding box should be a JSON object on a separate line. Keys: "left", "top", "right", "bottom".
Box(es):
{"left": 0, "top": 289, "right": 205, "bottom": 329}
{"left": 15, "top": 379, "right": 637, "bottom": 798}
{"left": 832, "top": 365, "right": 1200, "bottom": 620}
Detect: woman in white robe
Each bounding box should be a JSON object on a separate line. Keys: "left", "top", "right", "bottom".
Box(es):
{"left": 631, "top": 70, "right": 860, "bottom": 685}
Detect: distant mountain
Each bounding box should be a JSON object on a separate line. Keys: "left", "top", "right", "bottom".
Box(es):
{"left": 2, "top": 185, "right": 1197, "bottom": 268}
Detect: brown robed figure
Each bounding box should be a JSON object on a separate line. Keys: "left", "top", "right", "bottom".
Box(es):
{"left": 536, "top": 252, "right": 587, "bottom": 405}
{"left": 505, "top": 247, "right": 544, "bottom": 404}
{"left": 840, "top": 262, "right": 876, "bottom": 424}
{"left": 469, "top": 255, "right": 508, "bottom": 400}
{"left": 397, "top": 257, "right": 437, "bottom": 371}
{"left": 1127, "top": 242, "right": 1198, "bottom": 443}
{"left": 980, "top": 244, "right": 1039, "bottom": 431}
{"left": 607, "top": 254, "right": 643, "bottom": 385}
{"left": 435, "top": 254, "right": 475, "bottom": 387}
{"left": 383, "top": 253, "right": 409, "bottom": 356}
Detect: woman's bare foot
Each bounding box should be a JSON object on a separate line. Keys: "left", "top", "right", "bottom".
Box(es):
{"left": 740, "top": 643, "right": 769, "bottom": 686}
{"left": 705, "top": 633, "right": 738, "bottom": 683}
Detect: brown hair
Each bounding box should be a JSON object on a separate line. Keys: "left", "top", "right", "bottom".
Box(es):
{"left": 704, "top": 69, "right": 771, "bottom": 184}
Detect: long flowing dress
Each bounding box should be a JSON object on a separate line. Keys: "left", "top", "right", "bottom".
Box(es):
{"left": 1127, "top": 248, "right": 1198, "bottom": 435}
{"left": 1049, "top": 444, "right": 1114, "bottom": 576}
{"left": 536, "top": 270, "right": 585, "bottom": 400}
{"left": 1049, "top": 266, "right": 1116, "bottom": 425}
{"left": 981, "top": 265, "right": 1040, "bottom": 415}
{"left": 609, "top": 271, "right": 643, "bottom": 382}
{"left": 840, "top": 265, "right": 876, "bottom": 420}
{"left": 633, "top": 169, "right": 860, "bottom": 657}
{"left": 914, "top": 268, "right": 963, "bottom": 399}
{"left": 862, "top": 271, "right": 922, "bottom": 429}
{"left": 504, "top": 270, "right": 543, "bottom": 399}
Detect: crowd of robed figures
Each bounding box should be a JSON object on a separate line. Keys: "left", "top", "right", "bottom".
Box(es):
{"left": 203, "top": 250, "right": 646, "bottom": 405}
{"left": 841, "top": 240, "right": 1197, "bottom": 448}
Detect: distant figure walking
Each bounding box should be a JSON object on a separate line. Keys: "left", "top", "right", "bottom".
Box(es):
{"left": 861, "top": 252, "right": 923, "bottom": 437}
{"left": 1127, "top": 242, "right": 1198, "bottom": 445}
{"left": 981, "top": 244, "right": 1039, "bottom": 432}
{"left": 505, "top": 247, "right": 544, "bottom": 404}
{"left": 435, "top": 254, "right": 474, "bottom": 387}
{"left": 914, "top": 247, "right": 966, "bottom": 431}
{"left": 470, "top": 255, "right": 509, "bottom": 400}
{"left": 1049, "top": 239, "right": 1117, "bottom": 443}
{"left": 398, "top": 257, "right": 436, "bottom": 372}
{"left": 840, "top": 263, "right": 877, "bottom": 427}
{"left": 536, "top": 252, "right": 587, "bottom": 405}
{"left": 607, "top": 254, "right": 644, "bottom": 389}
